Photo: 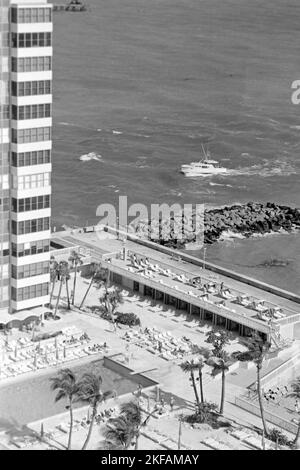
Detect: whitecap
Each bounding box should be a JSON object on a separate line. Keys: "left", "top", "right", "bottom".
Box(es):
{"left": 112, "top": 130, "right": 122, "bottom": 135}
{"left": 79, "top": 152, "right": 103, "bottom": 162}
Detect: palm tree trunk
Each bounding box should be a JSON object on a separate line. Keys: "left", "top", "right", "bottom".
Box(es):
{"left": 67, "top": 401, "right": 74, "bottom": 450}
{"left": 66, "top": 279, "right": 71, "bottom": 310}
{"left": 220, "top": 369, "right": 226, "bottom": 415}
{"left": 72, "top": 266, "right": 77, "bottom": 305}
{"left": 79, "top": 274, "right": 94, "bottom": 309}
{"left": 54, "top": 280, "right": 63, "bottom": 319}
{"left": 82, "top": 404, "right": 96, "bottom": 450}
{"left": 49, "top": 281, "right": 56, "bottom": 308}
{"left": 190, "top": 370, "right": 200, "bottom": 409}
{"left": 293, "top": 422, "right": 300, "bottom": 449}
{"left": 199, "top": 367, "right": 204, "bottom": 403}
{"left": 134, "top": 432, "right": 139, "bottom": 450}
{"left": 256, "top": 363, "right": 269, "bottom": 436}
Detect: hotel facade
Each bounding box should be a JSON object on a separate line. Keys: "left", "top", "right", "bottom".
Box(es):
{"left": 0, "top": 0, "right": 52, "bottom": 314}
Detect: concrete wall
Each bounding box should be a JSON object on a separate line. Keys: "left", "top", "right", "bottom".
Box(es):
{"left": 104, "top": 355, "right": 159, "bottom": 389}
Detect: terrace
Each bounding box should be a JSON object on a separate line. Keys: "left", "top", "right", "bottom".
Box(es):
{"left": 52, "top": 228, "right": 300, "bottom": 345}
{"left": 103, "top": 253, "right": 287, "bottom": 343}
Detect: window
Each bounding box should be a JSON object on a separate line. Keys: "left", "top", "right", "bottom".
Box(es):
{"left": 12, "top": 103, "right": 52, "bottom": 120}
{"left": 0, "top": 105, "right": 9, "bottom": 120}
{"left": 11, "top": 58, "right": 52, "bottom": 73}
{"left": 11, "top": 283, "right": 49, "bottom": 302}
{"left": 24, "top": 80, "right": 51, "bottom": 96}
{"left": 12, "top": 127, "right": 51, "bottom": 144}
{"left": 12, "top": 261, "right": 49, "bottom": 279}
{"left": 11, "top": 8, "right": 52, "bottom": 24}
{"left": 11, "top": 196, "right": 50, "bottom": 213}
{"left": 11, "top": 32, "right": 52, "bottom": 48}
{"left": 11, "top": 150, "right": 51, "bottom": 167}
{"left": 12, "top": 217, "right": 50, "bottom": 235}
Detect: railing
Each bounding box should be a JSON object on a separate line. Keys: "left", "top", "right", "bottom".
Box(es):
{"left": 103, "top": 259, "right": 272, "bottom": 334}
{"left": 51, "top": 245, "right": 91, "bottom": 263}
{"left": 235, "top": 396, "right": 298, "bottom": 435}
{"left": 254, "top": 350, "right": 300, "bottom": 389}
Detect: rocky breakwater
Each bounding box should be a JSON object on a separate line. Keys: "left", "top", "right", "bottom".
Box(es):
{"left": 132, "top": 202, "right": 300, "bottom": 248}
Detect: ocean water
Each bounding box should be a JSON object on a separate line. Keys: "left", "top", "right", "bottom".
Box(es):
{"left": 52, "top": 0, "right": 300, "bottom": 293}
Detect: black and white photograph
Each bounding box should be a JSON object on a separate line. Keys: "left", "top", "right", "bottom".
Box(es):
{"left": 0, "top": 0, "right": 300, "bottom": 454}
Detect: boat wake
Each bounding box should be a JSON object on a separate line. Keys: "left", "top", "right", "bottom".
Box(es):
{"left": 219, "top": 160, "right": 298, "bottom": 178}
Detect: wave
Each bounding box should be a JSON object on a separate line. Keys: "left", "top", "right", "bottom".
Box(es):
{"left": 79, "top": 152, "right": 103, "bottom": 162}
{"left": 218, "top": 226, "right": 300, "bottom": 243}
{"left": 209, "top": 182, "right": 233, "bottom": 187}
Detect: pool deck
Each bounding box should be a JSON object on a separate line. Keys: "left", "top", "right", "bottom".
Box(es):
{"left": 0, "top": 276, "right": 298, "bottom": 449}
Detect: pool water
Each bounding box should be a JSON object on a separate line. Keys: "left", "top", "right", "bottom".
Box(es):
{"left": 0, "top": 359, "right": 138, "bottom": 430}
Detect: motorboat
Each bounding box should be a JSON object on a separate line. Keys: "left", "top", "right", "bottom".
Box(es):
{"left": 181, "top": 145, "right": 227, "bottom": 177}
{"left": 181, "top": 159, "right": 227, "bottom": 176}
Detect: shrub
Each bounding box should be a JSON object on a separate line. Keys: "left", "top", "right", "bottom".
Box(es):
{"left": 32, "top": 330, "right": 62, "bottom": 342}
{"left": 267, "top": 428, "right": 291, "bottom": 446}
{"left": 115, "top": 312, "right": 141, "bottom": 326}
{"left": 184, "top": 402, "right": 231, "bottom": 429}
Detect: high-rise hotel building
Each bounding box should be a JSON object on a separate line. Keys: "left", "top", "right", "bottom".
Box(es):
{"left": 0, "top": 0, "right": 52, "bottom": 314}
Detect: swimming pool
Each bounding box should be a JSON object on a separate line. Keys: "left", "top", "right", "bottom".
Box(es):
{"left": 0, "top": 358, "right": 142, "bottom": 430}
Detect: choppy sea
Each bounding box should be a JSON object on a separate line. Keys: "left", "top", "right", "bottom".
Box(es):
{"left": 52, "top": 0, "right": 300, "bottom": 293}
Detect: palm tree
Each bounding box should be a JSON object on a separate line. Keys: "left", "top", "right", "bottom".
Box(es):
{"left": 121, "top": 401, "right": 146, "bottom": 450}
{"left": 54, "top": 261, "right": 70, "bottom": 317}
{"left": 288, "top": 376, "right": 300, "bottom": 448}
{"left": 49, "top": 257, "right": 58, "bottom": 308}
{"left": 79, "top": 263, "right": 107, "bottom": 309}
{"left": 235, "top": 333, "right": 271, "bottom": 436}
{"left": 180, "top": 359, "right": 200, "bottom": 410}
{"left": 207, "top": 351, "right": 231, "bottom": 415}
{"left": 205, "top": 329, "right": 231, "bottom": 358}
{"left": 103, "top": 414, "right": 135, "bottom": 450}
{"left": 64, "top": 262, "right": 71, "bottom": 310}
{"left": 77, "top": 372, "right": 115, "bottom": 450}
{"left": 99, "top": 286, "right": 124, "bottom": 325}
{"left": 50, "top": 369, "right": 80, "bottom": 450}
{"left": 197, "top": 356, "right": 206, "bottom": 403}
{"left": 68, "top": 250, "right": 83, "bottom": 306}
{"left": 103, "top": 400, "right": 156, "bottom": 450}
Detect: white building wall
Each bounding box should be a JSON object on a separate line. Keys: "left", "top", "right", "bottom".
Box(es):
{"left": 9, "top": 0, "right": 52, "bottom": 312}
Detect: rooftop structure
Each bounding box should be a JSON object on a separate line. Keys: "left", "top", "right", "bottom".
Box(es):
{"left": 51, "top": 226, "right": 300, "bottom": 347}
